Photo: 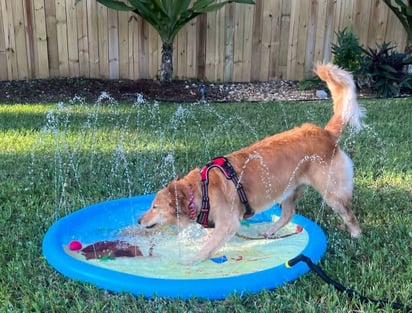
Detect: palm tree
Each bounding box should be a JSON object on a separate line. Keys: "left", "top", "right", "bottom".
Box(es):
{"left": 86, "top": 0, "right": 255, "bottom": 82}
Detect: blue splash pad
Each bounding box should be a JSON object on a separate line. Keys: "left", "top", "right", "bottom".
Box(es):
{"left": 42, "top": 194, "right": 327, "bottom": 299}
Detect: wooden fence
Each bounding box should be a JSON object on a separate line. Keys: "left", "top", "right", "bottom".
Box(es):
{"left": 0, "top": 0, "right": 408, "bottom": 82}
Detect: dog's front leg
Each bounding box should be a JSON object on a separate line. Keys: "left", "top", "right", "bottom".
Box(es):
{"left": 187, "top": 219, "right": 240, "bottom": 265}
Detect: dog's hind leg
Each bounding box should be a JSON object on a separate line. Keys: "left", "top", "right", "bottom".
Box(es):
{"left": 317, "top": 151, "right": 361, "bottom": 237}
{"left": 323, "top": 190, "right": 361, "bottom": 238}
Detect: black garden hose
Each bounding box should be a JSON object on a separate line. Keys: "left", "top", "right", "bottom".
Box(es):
{"left": 286, "top": 254, "right": 412, "bottom": 312}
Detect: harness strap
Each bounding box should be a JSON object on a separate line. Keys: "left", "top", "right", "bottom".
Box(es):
{"left": 196, "top": 156, "right": 255, "bottom": 228}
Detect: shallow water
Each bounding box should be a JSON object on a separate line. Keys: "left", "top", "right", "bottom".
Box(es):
{"left": 66, "top": 218, "right": 308, "bottom": 279}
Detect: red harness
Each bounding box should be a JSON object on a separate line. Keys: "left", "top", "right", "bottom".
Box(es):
{"left": 194, "top": 156, "right": 255, "bottom": 228}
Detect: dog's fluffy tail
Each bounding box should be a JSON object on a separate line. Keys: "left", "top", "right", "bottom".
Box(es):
{"left": 315, "top": 63, "right": 365, "bottom": 138}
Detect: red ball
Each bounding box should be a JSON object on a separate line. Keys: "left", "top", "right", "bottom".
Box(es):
{"left": 69, "top": 240, "right": 82, "bottom": 251}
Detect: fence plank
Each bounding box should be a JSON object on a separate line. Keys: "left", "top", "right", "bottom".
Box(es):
{"left": 304, "top": 0, "right": 317, "bottom": 76}
{"left": 148, "top": 24, "right": 160, "bottom": 79}
{"left": 65, "top": 0, "right": 79, "bottom": 76}
{"left": 232, "top": 4, "right": 255, "bottom": 81}
{"left": 12, "top": 0, "right": 29, "bottom": 79}
{"left": 186, "top": 19, "right": 197, "bottom": 79}
{"left": 313, "top": 0, "right": 329, "bottom": 63}
{"left": 232, "top": 4, "right": 245, "bottom": 81}
{"left": 307, "top": 0, "right": 336, "bottom": 71}
{"left": 128, "top": 14, "right": 139, "bottom": 80}
{"left": 204, "top": 9, "right": 219, "bottom": 81}
{"left": 0, "top": 0, "right": 9, "bottom": 80}
{"left": 353, "top": 0, "right": 372, "bottom": 47}
{"left": 323, "top": 0, "right": 336, "bottom": 63}
{"left": 55, "top": 0, "right": 69, "bottom": 77}
{"left": 287, "top": 1, "right": 298, "bottom": 80}
{"left": 107, "top": 9, "right": 119, "bottom": 79}
{"left": 384, "top": 4, "right": 407, "bottom": 49}
{"left": 276, "top": 0, "right": 291, "bottom": 80}
{"left": 335, "top": 0, "right": 354, "bottom": 32}
{"left": 138, "top": 17, "right": 148, "bottom": 79}
{"left": 242, "top": 4, "right": 254, "bottom": 81}
{"left": 368, "top": 0, "right": 389, "bottom": 47}
{"left": 298, "top": 0, "right": 312, "bottom": 79}
{"left": 97, "top": 3, "right": 108, "bottom": 78}
{"left": 216, "top": 2, "right": 227, "bottom": 81}
{"left": 253, "top": 1, "right": 270, "bottom": 80}
{"left": 250, "top": 0, "right": 262, "bottom": 81}
{"left": 0, "top": 12, "right": 6, "bottom": 81}
{"left": 24, "top": 1, "right": 35, "bottom": 78}
{"left": 118, "top": 11, "right": 129, "bottom": 79}
{"left": 224, "top": 3, "right": 235, "bottom": 81}
{"left": 176, "top": 22, "right": 188, "bottom": 79}
{"left": 44, "top": 0, "right": 58, "bottom": 77}
{"left": 87, "top": 0, "right": 99, "bottom": 78}
{"left": 288, "top": 0, "right": 312, "bottom": 80}
{"left": 33, "top": 0, "right": 49, "bottom": 78}
{"left": 76, "top": 0, "right": 89, "bottom": 77}
{"left": 0, "top": 0, "right": 409, "bottom": 82}
{"left": 270, "top": 0, "right": 285, "bottom": 80}
{"left": 196, "top": 13, "right": 206, "bottom": 80}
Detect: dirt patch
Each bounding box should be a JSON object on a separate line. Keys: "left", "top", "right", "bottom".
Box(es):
{"left": 0, "top": 78, "right": 323, "bottom": 104}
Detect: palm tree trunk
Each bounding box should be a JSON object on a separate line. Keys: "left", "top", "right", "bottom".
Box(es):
{"left": 160, "top": 43, "right": 174, "bottom": 82}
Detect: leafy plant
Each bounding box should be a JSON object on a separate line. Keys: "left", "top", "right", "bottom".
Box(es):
{"left": 300, "top": 27, "right": 363, "bottom": 91}
{"left": 331, "top": 27, "right": 363, "bottom": 72}
{"left": 358, "top": 42, "right": 412, "bottom": 97}
{"left": 77, "top": 0, "right": 255, "bottom": 82}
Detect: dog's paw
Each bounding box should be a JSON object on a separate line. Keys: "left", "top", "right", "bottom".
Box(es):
{"left": 345, "top": 224, "right": 361, "bottom": 238}
{"left": 350, "top": 229, "right": 362, "bottom": 238}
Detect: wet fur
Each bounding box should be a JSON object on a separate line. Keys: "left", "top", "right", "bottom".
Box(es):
{"left": 139, "top": 64, "right": 364, "bottom": 264}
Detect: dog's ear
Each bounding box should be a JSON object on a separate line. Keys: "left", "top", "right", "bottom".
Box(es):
{"left": 167, "top": 181, "right": 187, "bottom": 202}
{"left": 176, "top": 184, "right": 189, "bottom": 203}
{"left": 167, "top": 181, "right": 191, "bottom": 214}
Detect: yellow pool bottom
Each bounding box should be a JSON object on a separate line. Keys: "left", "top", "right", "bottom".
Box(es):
{"left": 66, "top": 217, "right": 308, "bottom": 279}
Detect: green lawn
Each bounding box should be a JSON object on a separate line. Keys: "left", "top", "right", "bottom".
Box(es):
{"left": 0, "top": 98, "right": 411, "bottom": 312}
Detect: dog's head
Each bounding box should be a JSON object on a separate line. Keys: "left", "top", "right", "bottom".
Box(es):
{"left": 139, "top": 179, "right": 193, "bottom": 229}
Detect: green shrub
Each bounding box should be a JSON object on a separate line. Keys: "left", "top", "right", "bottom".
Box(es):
{"left": 331, "top": 27, "right": 364, "bottom": 72}
{"left": 301, "top": 27, "right": 363, "bottom": 91}
{"left": 330, "top": 27, "right": 412, "bottom": 98}
{"left": 358, "top": 42, "right": 412, "bottom": 97}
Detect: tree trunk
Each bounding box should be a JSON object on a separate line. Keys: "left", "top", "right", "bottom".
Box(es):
{"left": 160, "top": 43, "right": 174, "bottom": 82}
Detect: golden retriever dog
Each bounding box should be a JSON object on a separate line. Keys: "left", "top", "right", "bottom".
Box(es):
{"left": 139, "top": 64, "right": 364, "bottom": 264}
